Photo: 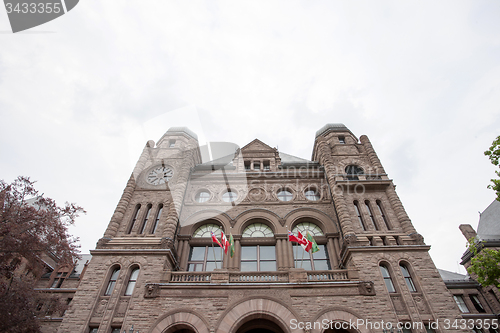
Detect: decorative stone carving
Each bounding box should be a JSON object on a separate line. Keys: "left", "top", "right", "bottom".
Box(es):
{"left": 144, "top": 284, "right": 159, "bottom": 298}
{"left": 358, "top": 281, "right": 376, "bottom": 295}
{"left": 94, "top": 299, "right": 107, "bottom": 317}
{"left": 247, "top": 187, "right": 266, "bottom": 202}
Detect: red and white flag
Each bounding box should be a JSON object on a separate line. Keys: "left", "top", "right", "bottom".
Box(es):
{"left": 297, "top": 231, "right": 313, "bottom": 252}
{"left": 220, "top": 231, "right": 230, "bottom": 254}
{"left": 211, "top": 231, "right": 222, "bottom": 248}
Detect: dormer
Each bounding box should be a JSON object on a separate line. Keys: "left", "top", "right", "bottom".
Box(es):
{"left": 236, "top": 139, "right": 280, "bottom": 172}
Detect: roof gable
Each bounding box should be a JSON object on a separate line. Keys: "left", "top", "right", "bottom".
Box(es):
{"left": 241, "top": 139, "right": 275, "bottom": 152}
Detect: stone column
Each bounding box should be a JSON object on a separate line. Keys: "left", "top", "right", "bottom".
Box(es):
{"left": 103, "top": 174, "right": 136, "bottom": 239}
{"left": 316, "top": 138, "right": 355, "bottom": 236}
{"left": 327, "top": 237, "right": 339, "bottom": 269}
{"left": 385, "top": 185, "right": 416, "bottom": 235}
{"left": 359, "top": 135, "right": 385, "bottom": 175}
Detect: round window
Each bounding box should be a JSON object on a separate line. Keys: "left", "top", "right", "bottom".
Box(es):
{"left": 305, "top": 189, "right": 320, "bottom": 201}
{"left": 222, "top": 190, "right": 238, "bottom": 202}
{"left": 195, "top": 190, "right": 211, "bottom": 203}
{"left": 277, "top": 189, "right": 293, "bottom": 202}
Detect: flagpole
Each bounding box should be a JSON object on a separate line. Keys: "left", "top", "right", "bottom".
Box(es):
{"left": 301, "top": 244, "right": 305, "bottom": 268}
{"left": 294, "top": 242, "right": 298, "bottom": 268}
{"left": 212, "top": 243, "right": 218, "bottom": 270}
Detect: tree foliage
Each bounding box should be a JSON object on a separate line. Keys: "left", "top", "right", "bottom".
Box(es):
{"left": 0, "top": 176, "right": 84, "bottom": 332}
{"left": 484, "top": 135, "right": 500, "bottom": 201}
{"left": 467, "top": 238, "right": 500, "bottom": 288}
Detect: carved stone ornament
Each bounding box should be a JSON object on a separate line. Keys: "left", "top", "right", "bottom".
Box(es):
{"left": 247, "top": 188, "right": 266, "bottom": 202}
{"left": 343, "top": 233, "right": 358, "bottom": 245}
{"left": 409, "top": 232, "right": 425, "bottom": 245}
{"left": 144, "top": 284, "right": 159, "bottom": 298}
{"left": 358, "top": 281, "right": 376, "bottom": 296}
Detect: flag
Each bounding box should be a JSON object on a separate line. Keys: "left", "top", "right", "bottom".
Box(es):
{"left": 211, "top": 231, "right": 222, "bottom": 248}
{"left": 229, "top": 233, "right": 235, "bottom": 258}
{"left": 297, "top": 231, "right": 312, "bottom": 252}
{"left": 288, "top": 230, "right": 302, "bottom": 243}
{"left": 220, "top": 231, "right": 230, "bottom": 254}
{"left": 306, "top": 231, "right": 320, "bottom": 253}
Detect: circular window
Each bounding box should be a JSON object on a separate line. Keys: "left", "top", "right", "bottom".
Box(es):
{"left": 242, "top": 223, "right": 274, "bottom": 237}
{"left": 193, "top": 223, "right": 222, "bottom": 238}
{"left": 222, "top": 190, "right": 238, "bottom": 202}
{"left": 305, "top": 188, "right": 320, "bottom": 201}
{"left": 195, "top": 190, "right": 211, "bottom": 203}
{"left": 277, "top": 189, "right": 293, "bottom": 202}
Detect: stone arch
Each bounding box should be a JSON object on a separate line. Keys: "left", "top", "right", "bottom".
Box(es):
{"left": 180, "top": 209, "right": 232, "bottom": 234}
{"left": 311, "top": 307, "right": 372, "bottom": 333}
{"left": 215, "top": 297, "right": 302, "bottom": 333}
{"left": 234, "top": 209, "right": 282, "bottom": 234}
{"left": 284, "top": 208, "right": 339, "bottom": 234}
{"left": 149, "top": 309, "right": 210, "bottom": 333}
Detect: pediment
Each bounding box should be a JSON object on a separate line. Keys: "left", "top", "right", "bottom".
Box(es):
{"left": 241, "top": 139, "right": 275, "bottom": 152}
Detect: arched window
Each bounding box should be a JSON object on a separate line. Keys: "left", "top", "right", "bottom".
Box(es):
{"left": 139, "top": 204, "right": 152, "bottom": 234}
{"left": 345, "top": 165, "right": 363, "bottom": 180}
{"left": 242, "top": 223, "right": 274, "bottom": 237}
{"left": 399, "top": 264, "right": 416, "bottom": 292}
{"left": 292, "top": 222, "right": 323, "bottom": 236}
{"left": 151, "top": 204, "right": 162, "bottom": 234}
{"left": 124, "top": 268, "right": 140, "bottom": 296}
{"left": 379, "top": 264, "right": 396, "bottom": 293}
{"left": 354, "top": 201, "right": 366, "bottom": 231}
{"left": 193, "top": 223, "right": 222, "bottom": 238}
{"left": 376, "top": 200, "right": 391, "bottom": 230}
{"left": 292, "top": 222, "right": 329, "bottom": 270}
{"left": 365, "top": 201, "right": 378, "bottom": 230}
{"left": 104, "top": 268, "right": 120, "bottom": 296}
{"left": 127, "top": 205, "right": 141, "bottom": 234}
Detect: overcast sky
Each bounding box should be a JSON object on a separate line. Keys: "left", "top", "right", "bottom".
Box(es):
{"left": 1, "top": 0, "right": 499, "bottom": 274}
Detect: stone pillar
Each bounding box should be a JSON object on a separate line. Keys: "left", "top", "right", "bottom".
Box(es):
{"left": 162, "top": 149, "right": 196, "bottom": 246}
{"left": 385, "top": 185, "right": 416, "bottom": 235}
{"left": 103, "top": 174, "right": 136, "bottom": 239}
{"left": 287, "top": 240, "right": 295, "bottom": 268}
{"left": 316, "top": 138, "right": 355, "bottom": 236}
{"left": 327, "top": 237, "right": 339, "bottom": 269}
{"left": 359, "top": 135, "right": 385, "bottom": 174}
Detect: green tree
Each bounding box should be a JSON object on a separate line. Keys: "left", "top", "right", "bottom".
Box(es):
{"left": 467, "top": 238, "right": 500, "bottom": 288}
{"left": 484, "top": 135, "right": 500, "bottom": 201}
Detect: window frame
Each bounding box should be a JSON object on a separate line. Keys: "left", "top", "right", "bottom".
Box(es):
{"left": 139, "top": 204, "right": 152, "bottom": 234}
{"left": 240, "top": 245, "right": 276, "bottom": 272}
{"left": 277, "top": 189, "right": 293, "bottom": 202}
{"left": 399, "top": 263, "right": 417, "bottom": 292}
{"left": 354, "top": 201, "right": 366, "bottom": 231}
{"left": 187, "top": 246, "right": 222, "bottom": 272}
{"left": 124, "top": 267, "right": 140, "bottom": 296}
{"left": 379, "top": 263, "right": 396, "bottom": 293}
{"left": 195, "top": 190, "right": 211, "bottom": 203}
{"left": 222, "top": 190, "right": 238, "bottom": 202}
{"left": 104, "top": 267, "right": 121, "bottom": 296}
{"left": 127, "top": 204, "right": 141, "bottom": 234}
{"left": 453, "top": 295, "right": 470, "bottom": 313}
{"left": 151, "top": 204, "right": 163, "bottom": 234}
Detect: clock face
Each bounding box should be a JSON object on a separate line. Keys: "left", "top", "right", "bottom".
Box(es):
{"left": 147, "top": 166, "right": 174, "bottom": 185}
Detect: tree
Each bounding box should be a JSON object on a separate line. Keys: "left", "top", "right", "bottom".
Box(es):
{"left": 484, "top": 135, "right": 500, "bottom": 201}
{"left": 0, "top": 176, "right": 84, "bottom": 333}
{"left": 467, "top": 238, "right": 500, "bottom": 288}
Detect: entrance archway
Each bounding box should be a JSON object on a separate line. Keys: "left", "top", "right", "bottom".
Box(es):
{"left": 235, "top": 318, "right": 284, "bottom": 333}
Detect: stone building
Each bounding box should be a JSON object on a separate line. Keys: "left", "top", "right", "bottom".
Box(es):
{"left": 55, "top": 124, "right": 474, "bottom": 333}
